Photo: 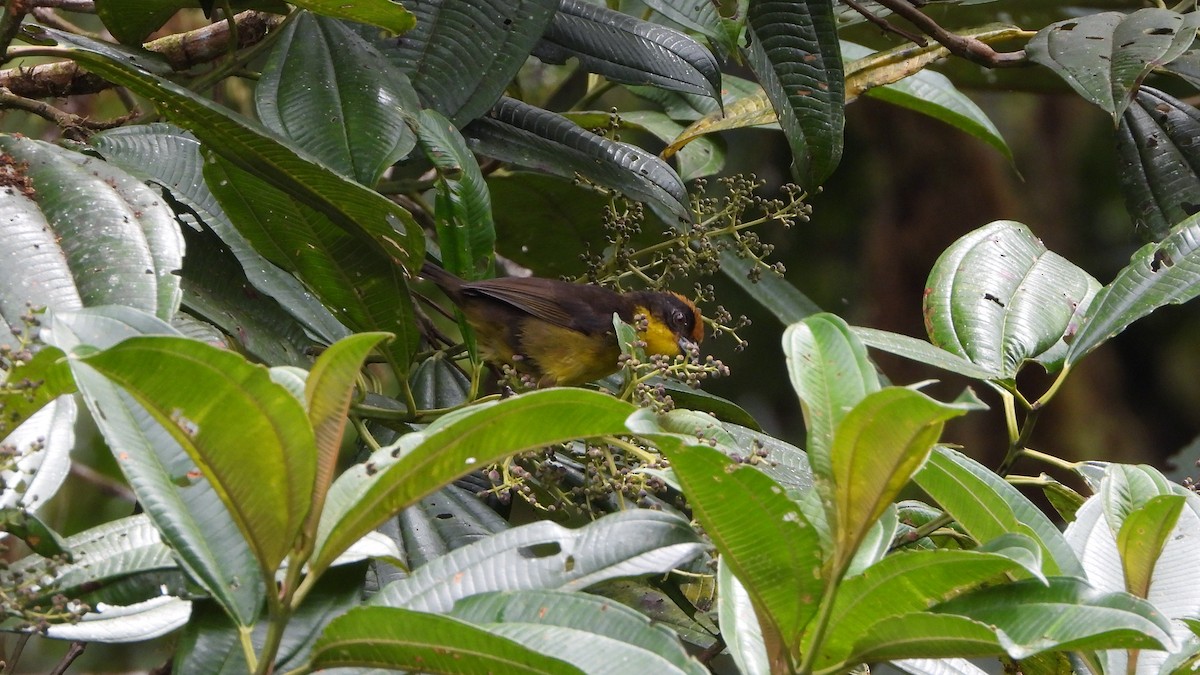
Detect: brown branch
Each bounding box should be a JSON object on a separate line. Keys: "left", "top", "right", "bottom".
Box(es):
{"left": 0, "top": 0, "right": 92, "bottom": 11}
{"left": 47, "top": 642, "right": 85, "bottom": 675}
{"left": 841, "top": 0, "right": 929, "bottom": 47}
{"left": 0, "top": 10, "right": 282, "bottom": 98}
{"left": 0, "top": 85, "right": 137, "bottom": 138}
{"left": 867, "top": 0, "right": 1029, "bottom": 68}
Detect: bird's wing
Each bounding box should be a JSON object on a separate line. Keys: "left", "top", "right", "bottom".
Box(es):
{"left": 462, "top": 278, "right": 582, "bottom": 330}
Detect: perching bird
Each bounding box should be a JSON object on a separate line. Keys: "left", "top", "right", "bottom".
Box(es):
{"left": 420, "top": 262, "right": 704, "bottom": 386}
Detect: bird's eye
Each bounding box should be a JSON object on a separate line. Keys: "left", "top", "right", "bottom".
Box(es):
{"left": 672, "top": 310, "right": 686, "bottom": 326}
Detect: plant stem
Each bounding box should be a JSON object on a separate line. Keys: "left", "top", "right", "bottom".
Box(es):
{"left": 239, "top": 626, "right": 259, "bottom": 672}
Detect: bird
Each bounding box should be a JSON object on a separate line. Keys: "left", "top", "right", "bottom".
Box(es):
{"left": 420, "top": 262, "right": 704, "bottom": 386}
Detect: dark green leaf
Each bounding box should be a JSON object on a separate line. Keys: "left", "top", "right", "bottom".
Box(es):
{"left": 536, "top": 0, "right": 720, "bottom": 99}
{"left": 851, "top": 326, "right": 1001, "bottom": 380}
{"left": 204, "top": 156, "right": 419, "bottom": 371}
{"left": 361, "top": 0, "right": 557, "bottom": 125}
{"left": 465, "top": 97, "right": 691, "bottom": 226}
{"left": 257, "top": 12, "right": 419, "bottom": 186}
{"left": 89, "top": 124, "right": 351, "bottom": 345}
{"left": 290, "top": 0, "right": 415, "bottom": 33}
{"left": 416, "top": 109, "right": 496, "bottom": 279}
{"left": 1115, "top": 87, "right": 1200, "bottom": 241}
{"left": 721, "top": 250, "right": 821, "bottom": 324}
{"left": 744, "top": 0, "right": 844, "bottom": 187}
{"left": 45, "top": 28, "right": 424, "bottom": 270}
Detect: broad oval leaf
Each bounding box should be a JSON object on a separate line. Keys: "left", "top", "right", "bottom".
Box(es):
{"left": 373, "top": 509, "right": 702, "bottom": 613}
{"left": 1115, "top": 87, "right": 1200, "bottom": 241}
{"left": 536, "top": 0, "right": 721, "bottom": 99}
{"left": 257, "top": 12, "right": 419, "bottom": 186}
{"left": 0, "top": 134, "right": 183, "bottom": 322}
{"left": 1027, "top": 9, "right": 1200, "bottom": 122}
{"left": 80, "top": 336, "right": 316, "bottom": 573}
{"left": 1066, "top": 212, "right": 1200, "bottom": 366}
{"left": 465, "top": 97, "right": 691, "bottom": 226}
{"left": 310, "top": 389, "right": 638, "bottom": 575}
{"left": 924, "top": 221, "right": 1100, "bottom": 378}
{"left": 744, "top": 0, "right": 844, "bottom": 187}
{"left": 309, "top": 605, "right": 583, "bottom": 674}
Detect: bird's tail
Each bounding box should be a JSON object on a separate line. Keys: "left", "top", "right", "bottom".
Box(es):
{"left": 419, "top": 261, "right": 463, "bottom": 294}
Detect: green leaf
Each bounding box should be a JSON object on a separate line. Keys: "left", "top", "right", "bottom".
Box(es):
{"left": 173, "top": 563, "right": 368, "bottom": 675}
{"left": 537, "top": 0, "right": 721, "bottom": 99}
{"left": 81, "top": 336, "right": 316, "bottom": 573}
{"left": 0, "top": 134, "right": 183, "bottom": 321}
{"left": 650, "top": 435, "right": 823, "bottom": 655}
{"left": 783, "top": 313, "right": 879, "bottom": 486}
{"left": 416, "top": 109, "right": 496, "bottom": 279}
{"left": 361, "top": 0, "right": 557, "bottom": 125}
{"left": 930, "top": 577, "right": 1175, "bottom": 658}
{"left": 1115, "top": 87, "right": 1200, "bottom": 241}
{"left": 257, "top": 12, "right": 418, "bottom": 186}
{"left": 93, "top": 0, "right": 288, "bottom": 46}
{"left": 643, "top": 0, "right": 744, "bottom": 53}
{"left": 1066, "top": 213, "right": 1200, "bottom": 366}
{"left": 813, "top": 548, "right": 1027, "bottom": 670}
{"left": 841, "top": 42, "right": 1011, "bottom": 161}
{"left": 374, "top": 509, "right": 702, "bottom": 611}
{"left": 6, "top": 515, "right": 176, "bottom": 606}
{"left": 849, "top": 613, "right": 1014, "bottom": 663}
{"left": 45, "top": 28, "right": 423, "bottom": 271}
{"left": 1117, "top": 494, "right": 1185, "bottom": 598}
{"left": 830, "top": 388, "right": 970, "bottom": 559}
{"left": 924, "top": 220, "right": 1100, "bottom": 378}
{"left": 303, "top": 332, "right": 392, "bottom": 549}
{"left": 851, "top": 326, "right": 1001, "bottom": 380}
{"left": 744, "top": 0, "right": 844, "bottom": 187}
{"left": 916, "top": 448, "right": 1085, "bottom": 578}
{"left": 1041, "top": 474, "right": 1088, "bottom": 522}
{"left": 450, "top": 590, "right": 706, "bottom": 675}
{"left": 310, "top": 389, "right": 638, "bottom": 575}
{"left": 0, "top": 347, "right": 76, "bottom": 439}
{"left": 290, "top": 0, "right": 415, "bottom": 33}
{"left": 203, "top": 156, "right": 419, "bottom": 371}
{"left": 465, "top": 97, "right": 691, "bottom": 226}
{"left": 57, "top": 309, "right": 265, "bottom": 626}
{"left": 1027, "top": 9, "right": 1200, "bottom": 122}
{"left": 0, "top": 508, "right": 67, "bottom": 557}
{"left": 89, "top": 124, "right": 350, "bottom": 345}
{"left": 308, "top": 606, "right": 583, "bottom": 674}
{"left": 630, "top": 73, "right": 764, "bottom": 122}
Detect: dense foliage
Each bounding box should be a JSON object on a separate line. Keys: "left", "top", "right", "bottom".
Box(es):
{"left": 1, "top": 0, "right": 1199, "bottom": 673}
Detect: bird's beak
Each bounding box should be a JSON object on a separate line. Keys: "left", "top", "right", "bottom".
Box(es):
{"left": 677, "top": 336, "right": 699, "bottom": 356}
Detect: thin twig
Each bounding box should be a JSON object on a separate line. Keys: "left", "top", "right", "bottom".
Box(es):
{"left": 69, "top": 462, "right": 137, "bottom": 503}
{"left": 47, "top": 642, "right": 85, "bottom": 675}
{"left": 841, "top": 0, "right": 929, "bottom": 46}
{"left": 0, "top": 85, "right": 135, "bottom": 138}
{"left": 2, "top": 634, "right": 32, "bottom": 675}
{"left": 1, "top": 0, "right": 93, "bottom": 10}
{"left": 868, "top": 0, "right": 1028, "bottom": 67}
{"left": 30, "top": 7, "right": 94, "bottom": 37}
